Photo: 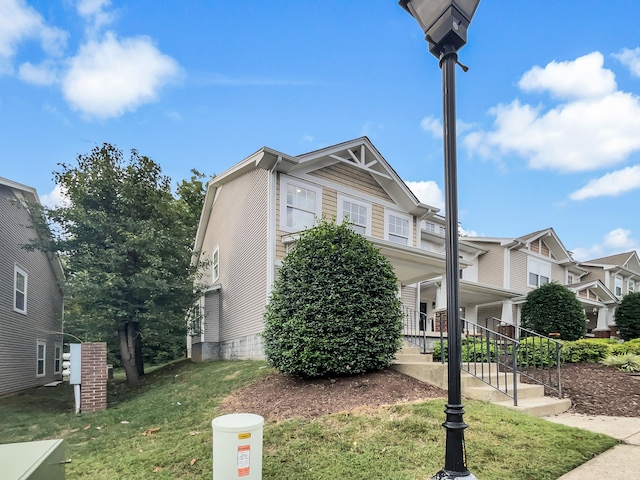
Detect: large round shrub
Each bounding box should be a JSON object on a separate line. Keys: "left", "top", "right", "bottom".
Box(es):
{"left": 521, "top": 282, "right": 586, "bottom": 341}
{"left": 615, "top": 292, "right": 640, "bottom": 341}
{"left": 262, "top": 219, "right": 403, "bottom": 378}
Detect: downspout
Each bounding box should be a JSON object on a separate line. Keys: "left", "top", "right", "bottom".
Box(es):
{"left": 266, "top": 156, "right": 283, "bottom": 301}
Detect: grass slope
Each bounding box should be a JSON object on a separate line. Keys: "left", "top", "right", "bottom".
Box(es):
{"left": 0, "top": 360, "right": 618, "bottom": 479}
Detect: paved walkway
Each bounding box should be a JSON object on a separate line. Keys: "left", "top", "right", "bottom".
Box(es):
{"left": 542, "top": 413, "right": 640, "bottom": 479}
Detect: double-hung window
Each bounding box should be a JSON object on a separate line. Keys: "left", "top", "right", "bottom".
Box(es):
{"left": 629, "top": 281, "right": 635, "bottom": 294}
{"left": 528, "top": 257, "right": 551, "bottom": 288}
{"left": 615, "top": 276, "right": 623, "bottom": 297}
{"left": 385, "top": 210, "right": 412, "bottom": 246}
{"left": 36, "top": 341, "right": 46, "bottom": 377}
{"left": 337, "top": 195, "right": 370, "bottom": 236}
{"left": 14, "top": 266, "right": 27, "bottom": 314}
{"left": 280, "top": 177, "right": 322, "bottom": 233}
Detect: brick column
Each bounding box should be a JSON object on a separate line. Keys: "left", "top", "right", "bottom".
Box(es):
{"left": 80, "top": 342, "right": 107, "bottom": 413}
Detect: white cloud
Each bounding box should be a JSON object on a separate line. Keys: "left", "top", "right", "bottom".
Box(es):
{"left": 76, "top": 0, "right": 115, "bottom": 35}
{"left": 62, "top": 32, "right": 182, "bottom": 119}
{"left": 519, "top": 52, "right": 616, "bottom": 100}
{"left": 571, "top": 228, "right": 639, "bottom": 261}
{"left": 406, "top": 180, "right": 444, "bottom": 211}
{"left": 0, "top": 0, "right": 67, "bottom": 66}
{"left": 613, "top": 47, "right": 640, "bottom": 77}
{"left": 18, "top": 60, "right": 57, "bottom": 85}
{"left": 40, "top": 184, "right": 70, "bottom": 208}
{"left": 459, "top": 225, "right": 478, "bottom": 237}
{"left": 465, "top": 52, "right": 640, "bottom": 173}
{"left": 420, "top": 115, "right": 442, "bottom": 139}
{"left": 570, "top": 165, "right": 640, "bottom": 200}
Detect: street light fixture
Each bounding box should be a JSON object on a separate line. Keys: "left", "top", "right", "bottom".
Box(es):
{"left": 399, "top": 1, "right": 480, "bottom": 479}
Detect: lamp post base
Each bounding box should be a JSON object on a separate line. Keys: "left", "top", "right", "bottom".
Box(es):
{"left": 431, "top": 469, "right": 478, "bottom": 480}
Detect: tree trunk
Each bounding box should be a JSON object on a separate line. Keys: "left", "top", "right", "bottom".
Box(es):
{"left": 133, "top": 321, "right": 145, "bottom": 377}
{"left": 118, "top": 322, "right": 141, "bottom": 387}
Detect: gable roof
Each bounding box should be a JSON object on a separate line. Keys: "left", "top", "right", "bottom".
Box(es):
{"left": 0, "top": 177, "right": 65, "bottom": 288}
{"left": 566, "top": 279, "right": 618, "bottom": 305}
{"left": 581, "top": 251, "right": 640, "bottom": 276}
{"left": 194, "top": 137, "right": 440, "bottom": 258}
{"left": 465, "top": 228, "right": 577, "bottom": 266}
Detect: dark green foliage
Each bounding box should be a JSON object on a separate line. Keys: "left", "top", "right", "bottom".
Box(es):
{"left": 262, "top": 220, "right": 402, "bottom": 378}
{"left": 516, "top": 337, "right": 562, "bottom": 367}
{"left": 560, "top": 339, "right": 610, "bottom": 363}
{"left": 521, "top": 282, "right": 586, "bottom": 341}
{"left": 615, "top": 292, "right": 640, "bottom": 341}
{"left": 30, "top": 144, "right": 209, "bottom": 385}
{"left": 432, "top": 338, "right": 501, "bottom": 363}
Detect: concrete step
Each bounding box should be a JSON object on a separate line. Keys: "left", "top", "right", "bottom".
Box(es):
{"left": 494, "top": 396, "right": 572, "bottom": 417}
{"left": 464, "top": 382, "right": 544, "bottom": 403}
{"left": 394, "top": 353, "right": 433, "bottom": 363}
{"left": 399, "top": 344, "right": 422, "bottom": 355}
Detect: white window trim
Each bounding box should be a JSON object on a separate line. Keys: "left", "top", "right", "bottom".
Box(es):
{"left": 212, "top": 246, "right": 220, "bottom": 284}
{"left": 629, "top": 280, "right": 635, "bottom": 293}
{"left": 279, "top": 175, "right": 322, "bottom": 233}
{"left": 14, "top": 265, "right": 27, "bottom": 314}
{"left": 527, "top": 256, "right": 551, "bottom": 288}
{"left": 36, "top": 340, "right": 46, "bottom": 377}
{"left": 54, "top": 342, "right": 62, "bottom": 374}
{"left": 337, "top": 194, "right": 371, "bottom": 236}
{"left": 384, "top": 209, "right": 413, "bottom": 246}
{"left": 615, "top": 276, "right": 623, "bottom": 297}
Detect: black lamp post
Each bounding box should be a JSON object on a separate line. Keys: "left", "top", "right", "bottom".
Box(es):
{"left": 398, "top": 1, "right": 480, "bottom": 479}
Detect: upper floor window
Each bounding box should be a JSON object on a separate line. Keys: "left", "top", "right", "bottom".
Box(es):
{"left": 14, "top": 266, "right": 27, "bottom": 314}
{"left": 36, "top": 341, "right": 46, "bottom": 377}
{"left": 528, "top": 257, "right": 550, "bottom": 288}
{"left": 567, "top": 274, "right": 574, "bottom": 285}
{"left": 615, "top": 276, "right": 623, "bottom": 297}
{"left": 212, "top": 247, "right": 220, "bottom": 283}
{"left": 280, "top": 177, "right": 322, "bottom": 233}
{"left": 629, "top": 281, "right": 635, "bottom": 293}
{"left": 423, "top": 221, "right": 445, "bottom": 235}
{"left": 337, "top": 195, "right": 370, "bottom": 236}
{"left": 385, "top": 210, "right": 412, "bottom": 246}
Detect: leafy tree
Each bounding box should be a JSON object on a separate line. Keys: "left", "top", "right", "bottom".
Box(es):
{"left": 615, "top": 292, "right": 640, "bottom": 341}
{"left": 31, "top": 144, "right": 207, "bottom": 386}
{"left": 262, "top": 219, "right": 403, "bottom": 378}
{"left": 521, "top": 282, "right": 586, "bottom": 341}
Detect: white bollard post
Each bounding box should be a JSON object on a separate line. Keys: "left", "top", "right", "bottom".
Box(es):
{"left": 212, "top": 413, "right": 264, "bottom": 479}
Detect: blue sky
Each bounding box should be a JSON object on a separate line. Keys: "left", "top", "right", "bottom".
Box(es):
{"left": 2, "top": 0, "right": 640, "bottom": 261}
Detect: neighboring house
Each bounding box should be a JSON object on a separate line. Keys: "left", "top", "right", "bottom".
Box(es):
{"left": 577, "top": 251, "right": 640, "bottom": 336}
{"left": 189, "top": 137, "right": 453, "bottom": 361}
{"left": 0, "top": 177, "right": 64, "bottom": 396}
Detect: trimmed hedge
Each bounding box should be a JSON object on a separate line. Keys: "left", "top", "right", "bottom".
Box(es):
{"left": 262, "top": 219, "right": 402, "bottom": 378}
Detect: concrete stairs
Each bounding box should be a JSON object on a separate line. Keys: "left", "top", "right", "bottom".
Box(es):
{"left": 391, "top": 343, "right": 571, "bottom": 417}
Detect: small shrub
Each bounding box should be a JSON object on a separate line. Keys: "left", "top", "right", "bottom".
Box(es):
{"left": 432, "top": 338, "right": 501, "bottom": 363}
{"left": 561, "top": 339, "right": 611, "bottom": 363}
{"left": 517, "top": 337, "right": 562, "bottom": 368}
{"left": 615, "top": 292, "right": 640, "bottom": 341}
{"left": 610, "top": 341, "right": 640, "bottom": 355}
{"left": 521, "top": 282, "right": 586, "bottom": 341}
{"left": 600, "top": 353, "right": 640, "bottom": 372}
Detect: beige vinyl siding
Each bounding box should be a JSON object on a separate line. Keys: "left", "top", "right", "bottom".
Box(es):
{"left": 371, "top": 204, "right": 385, "bottom": 239}
{"left": 401, "top": 285, "right": 417, "bottom": 310}
{"left": 322, "top": 187, "right": 337, "bottom": 218}
{"left": 203, "top": 169, "right": 269, "bottom": 341}
{"left": 583, "top": 266, "right": 605, "bottom": 284}
{"left": 478, "top": 305, "right": 502, "bottom": 324}
{"left": 0, "top": 185, "right": 63, "bottom": 396}
{"left": 476, "top": 243, "right": 505, "bottom": 287}
{"left": 309, "top": 162, "right": 392, "bottom": 202}
{"left": 510, "top": 250, "right": 529, "bottom": 292}
{"left": 551, "top": 262, "right": 565, "bottom": 283}
{"left": 203, "top": 291, "right": 220, "bottom": 343}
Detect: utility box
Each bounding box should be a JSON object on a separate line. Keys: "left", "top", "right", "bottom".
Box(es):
{"left": 0, "top": 439, "right": 66, "bottom": 480}
{"left": 212, "top": 413, "right": 264, "bottom": 479}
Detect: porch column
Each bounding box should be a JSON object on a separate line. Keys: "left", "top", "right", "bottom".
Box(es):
{"left": 465, "top": 305, "right": 478, "bottom": 325}
{"left": 593, "top": 307, "right": 610, "bottom": 338}
{"left": 435, "top": 277, "right": 447, "bottom": 311}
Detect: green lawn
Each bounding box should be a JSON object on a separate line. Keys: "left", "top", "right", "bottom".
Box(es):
{"left": 0, "top": 360, "right": 618, "bottom": 479}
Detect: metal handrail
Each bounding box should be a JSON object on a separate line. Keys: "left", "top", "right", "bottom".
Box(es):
{"left": 401, "top": 306, "right": 428, "bottom": 353}
{"left": 435, "top": 316, "right": 564, "bottom": 406}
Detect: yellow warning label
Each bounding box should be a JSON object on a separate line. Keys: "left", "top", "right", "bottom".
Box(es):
{"left": 238, "top": 432, "right": 251, "bottom": 440}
